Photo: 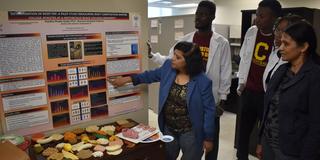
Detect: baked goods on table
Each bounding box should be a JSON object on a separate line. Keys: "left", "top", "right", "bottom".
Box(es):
{"left": 30, "top": 119, "right": 159, "bottom": 159}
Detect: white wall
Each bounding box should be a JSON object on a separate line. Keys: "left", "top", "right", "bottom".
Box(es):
{"left": 148, "top": 0, "right": 320, "bottom": 25}
{"left": 214, "top": 0, "right": 320, "bottom": 25}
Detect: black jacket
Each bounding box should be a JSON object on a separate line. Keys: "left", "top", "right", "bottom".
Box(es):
{"left": 260, "top": 58, "right": 320, "bottom": 160}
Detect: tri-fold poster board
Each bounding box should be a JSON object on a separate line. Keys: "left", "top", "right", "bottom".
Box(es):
{"left": 0, "top": 11, "right": 143, "bottom": 135}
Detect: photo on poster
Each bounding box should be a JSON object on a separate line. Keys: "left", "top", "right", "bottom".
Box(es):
{"left": 68, "top": 41, "right": 84, "bottom": 61}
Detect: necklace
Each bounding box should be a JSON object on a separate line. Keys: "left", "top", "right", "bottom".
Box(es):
{"left": 260, "top": 30, "right": 272, "bottom": 36}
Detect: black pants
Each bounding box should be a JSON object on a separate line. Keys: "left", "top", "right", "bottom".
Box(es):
{"left": 236, "top": 89, "right": 264, "bottom": 160}
{"left": 205, "top": 116, "right": 220, "bottom": 160}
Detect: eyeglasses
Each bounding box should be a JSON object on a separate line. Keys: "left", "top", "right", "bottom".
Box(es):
{"left": 274, "top": 28, "right": 283, "bottom": 35}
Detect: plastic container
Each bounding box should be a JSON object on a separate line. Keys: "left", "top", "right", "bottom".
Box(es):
{"left": 161, "top": 135, "right": 174, "bottom": 143}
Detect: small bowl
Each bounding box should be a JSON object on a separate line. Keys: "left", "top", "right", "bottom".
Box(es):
{"left": 161, "top": 135, "right": 174, "bottom": 143}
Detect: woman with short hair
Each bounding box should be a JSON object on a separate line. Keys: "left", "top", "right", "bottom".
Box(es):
{"left": 109, "top": 41, "right": 216, "bottom": 160}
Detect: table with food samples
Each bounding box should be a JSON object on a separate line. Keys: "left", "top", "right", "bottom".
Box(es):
{"left": 27, "top": 119, "right": 165, "bottom": 160}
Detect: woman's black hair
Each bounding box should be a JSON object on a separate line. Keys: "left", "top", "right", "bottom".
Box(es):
{"left": 173, "top": 41, "right": 204, "bottom": 77}
{"left": 284, "top": 20, "right": 319, "bottom": 62}
{"left": 273, "top": 14, "right": 304, "bottom": 31}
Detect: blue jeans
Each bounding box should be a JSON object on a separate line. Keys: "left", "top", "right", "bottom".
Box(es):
{"left": 164, "top": 126, "right": 203, "bottom": 160}
{"left": 205, "top": 116, "right": 220, "bottom": 160}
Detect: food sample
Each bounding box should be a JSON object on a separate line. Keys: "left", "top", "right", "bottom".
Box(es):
{"left": 33, "top": 144, "right": 44, "bottom": 154}
{"left": 72, "top": 142, "right": 84, "bottom": 152}
{"left": 31, "top": 133, "right": 45, "bottom": 142}
{"left": 42, "top": 147, "right": 58, "bottom": 157}
{"left": 63, "top": 143, "right": 72, "bottom": 152}
{"left": 106, "top": 144, "right": 121, "bottom": 152}
{"left": 36, "top": 136, "right": 53, "bottom": 144}
{"left": 107, "top": 148, "right": 123, "bottom": 156}
{"left": 72, "top": 128, "right": 85, "bottom": 135}
{"left": 85, "top": 125, "right": 99, "bottom": 133}
{"left": 75, "top": 143, "right": 93, "bottom": 152}
{"left": 64, "top": 132, "right": 77, "bottom": 144}
{"left": 92, "top": 151, "right": 104, "bottom": 157}
{"left": 55, "top": 143, "right": 66, "bottom": 149}
{"left": 108, "top": 138, "right": 123, "bottom": 146}
{"left": 47, "top": 152, "right": 64, "bottom": 160}
{"left": 122, "top": 128, "right": 139, "bottom": 139}
{"left": 93, "top": 145, "right": 105, "bottom": 152}
{"left": 100, "top": 125, "right": 116, "bottom": 135}
{"left": 62, "top": 150, "right": 79, "bottom": 160}
{"left": 80, "top": 134, "right": 89, "bottom": 143}
{"left": 95, "top": 130, "right": 107, "bottom": 135}
{"left": 77, "top": 149, "right": 92, "bottom": 159}
{"left": 50, "top": 134, "right": 64, "bottom": 141}
{"left": 96, "top": 138, "right": 109, "bottom": 145}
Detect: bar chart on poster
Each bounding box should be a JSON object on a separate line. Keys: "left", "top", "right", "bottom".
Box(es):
{"left": 0, "top": 11, "right": 143, "bottom": 135}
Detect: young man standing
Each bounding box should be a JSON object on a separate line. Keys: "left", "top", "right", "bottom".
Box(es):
{"left": 148, "top": 1, "right": 232, "bottom": 159}
{"left": 236, "top": 1, "right": 282, "bottom": 160}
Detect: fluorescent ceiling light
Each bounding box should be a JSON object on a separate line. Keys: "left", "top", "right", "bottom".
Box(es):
{"left": 148, "top": 0, "right": 161, "bottom": 3}
{"left": 159, "top": 1, "right": 172, "bottom": 4}
{"left": 172, "top": 3, "right": 198, "bottom": 8}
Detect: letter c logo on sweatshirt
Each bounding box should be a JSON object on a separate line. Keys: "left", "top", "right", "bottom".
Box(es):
{"left": 254, "top": 42, "right": 269, "bottom": 61}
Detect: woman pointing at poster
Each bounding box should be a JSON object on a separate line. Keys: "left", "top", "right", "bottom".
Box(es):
{"left": 109, "top": 41, "right": 216, "bottom": 160}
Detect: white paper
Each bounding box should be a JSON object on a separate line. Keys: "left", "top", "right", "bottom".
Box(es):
{"left": 174, "top": 19, "right": 184, "bottom": 28}
{"left": 116, "top": 124, "right": 159, "bottom": 144}
{"left": 107, "top": 59, "right": 140, "bottom": 74}
{"left": 150, "top": 19, "right": 158, "bottom": 28}
{"left": 108, "top": 82, "right": 137, "bottom": 95}
{"left": 2, "top": 92, "right": 47, "bottom": 112}
{"left": 0, "top": 79, "right": 45, "bottom": 92}
{"left": 5, "top": 110, "right": 49, "bottom": 131}
{"left": 106, "top": 32, "right": 139, "bottom": 56}
{"left": 150, "top": 35, "right": 158, "bottom": 43}
{"left": 175, "top": 32, "right": 184, "bottom": 41}
{"left": 132, "top": 14, "right": 141, "bottom": 28}
{"left": 109, "top": 95, "right": 141, "bottom": 105}
{"left": 0, "top": 35, "right": 43, "bottom": 76}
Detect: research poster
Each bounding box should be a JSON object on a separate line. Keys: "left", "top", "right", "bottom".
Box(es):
{"left": 0, "top": 11, "right": 143, "bottom": 135}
